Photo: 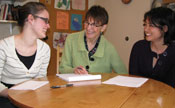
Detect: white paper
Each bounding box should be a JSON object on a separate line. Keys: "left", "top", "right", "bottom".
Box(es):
{"left": 10, "top": 81, "right": 49, "bottom": 90}
{"left": 72, "top": 0, "right": 86, "bottom": 10}
{"left": 102, "top": 75, "right": 148, "bottom": 88}
{"left": 56, "top": 73, "right": 101, "bottom": 82}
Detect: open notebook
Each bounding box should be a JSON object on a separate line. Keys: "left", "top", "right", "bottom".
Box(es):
{"left": 56, "top": 73, "right": 101, "bottom": 82}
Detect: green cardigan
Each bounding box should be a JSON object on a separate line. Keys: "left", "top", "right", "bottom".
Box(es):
{"left": 59, "top": 31, "right": 128, "bottom": 74}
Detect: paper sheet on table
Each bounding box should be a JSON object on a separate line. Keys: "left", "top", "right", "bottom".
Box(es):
{"left": 10, "top": 81, "right": 49, "bottom": 90}
{"left": 102, "top": 75, "right": 148, "bottom": 88}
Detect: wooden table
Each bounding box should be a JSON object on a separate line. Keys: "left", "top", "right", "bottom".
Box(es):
{"left": 8, "top": 73, "right": 175, "bottom": 108}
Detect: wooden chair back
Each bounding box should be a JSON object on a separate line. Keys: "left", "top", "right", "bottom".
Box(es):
{"left": 57, "top": 46, "right": 63, "bottom": 74}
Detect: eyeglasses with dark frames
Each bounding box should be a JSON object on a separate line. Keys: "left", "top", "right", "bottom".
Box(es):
{"left": 84, "top": 21, "right": 102, "bottom": 28}
{"left": 33, "top": 15, "right": 49, "bottom": 24}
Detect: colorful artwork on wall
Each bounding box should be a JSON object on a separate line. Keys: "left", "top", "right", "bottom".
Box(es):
{"left": 53, "top": 32, "right": 69, "bottom": 49}
{"left": 54, "top": 0, "right": 70, "bottom": 10}
{"left": 56, "top": 11, "right": 69, "bottom": 30}
{"left": 70, "top": 14, "right": 82, "bottom": 31}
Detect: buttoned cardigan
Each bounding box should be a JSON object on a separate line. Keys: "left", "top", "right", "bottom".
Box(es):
{"left": 59, "top": 31, "right": 127, "bottom": 74}
{"left": 129, "top": 40, "right": 175, "bottom": 87}
{"left": 0, "top": 36, "right": 50, "bottom": 92}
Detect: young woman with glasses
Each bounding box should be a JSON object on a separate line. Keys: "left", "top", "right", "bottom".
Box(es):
{"left": 0, "top": 2, "right": 50, "bottom": 107}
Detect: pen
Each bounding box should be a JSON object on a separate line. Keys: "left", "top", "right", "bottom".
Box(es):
{"left": 51, "top": 84, "right": 73, "bottom": 89}
{"left": 77, "top": 67, "right": 89, "bottom": 72}
{"left": 77, "top": 67, "right": 83, "bottom": 70}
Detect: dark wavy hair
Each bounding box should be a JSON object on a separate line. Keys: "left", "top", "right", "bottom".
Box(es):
{"left": 85, "top": 5, "right": 108, "bottom": 26}
{"left": 144, "top": 7, "right": 175, "bottom": 45}
{"left": 18, "top": 2, "right": 47, "bottom": 29}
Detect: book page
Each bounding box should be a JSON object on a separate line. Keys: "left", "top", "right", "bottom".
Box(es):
{"left": 68, "top": 80, "right": 101, "bottom": 86}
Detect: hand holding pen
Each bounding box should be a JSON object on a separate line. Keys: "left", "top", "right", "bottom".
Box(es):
{"left": 74, "top": 66, "right": 88, "bottom": 74}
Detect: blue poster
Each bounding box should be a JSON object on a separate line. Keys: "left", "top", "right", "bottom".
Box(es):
{"left": 70, "top": 14, "right": 82, "bottom": 31}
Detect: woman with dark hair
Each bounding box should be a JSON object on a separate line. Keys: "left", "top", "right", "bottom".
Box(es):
{"left": 0, "top": 2, "right": 50, "bottom": 107}
{"left": 129, "top": 7, "right": 175, "bottom": 87}
{"left": 59, "top": 5, "right": 127, "bottom": 74}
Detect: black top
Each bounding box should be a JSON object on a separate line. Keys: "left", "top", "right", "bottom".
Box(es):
{"left": 129, "top": 40, "right": 175, "bottom": 87}
{"left": 16, "top": 49, "right": 36, "bottom": 69}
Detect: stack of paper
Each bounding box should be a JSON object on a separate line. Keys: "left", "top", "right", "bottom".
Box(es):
{"left": 68, "top": 80, "right": 101, "bottom": 86}
{"left": 102, "top": 75, "right": 148, "bottom": 88}
{"left": 56, "top": 74, "right": 101, "bottom": 82}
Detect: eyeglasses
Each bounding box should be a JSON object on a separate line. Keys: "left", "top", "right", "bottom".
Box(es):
{"left": 33, "top": 15, "right": 49, "bottom": 24}
{"left": 84, "top": 21, "right": 102, "bottom": 28}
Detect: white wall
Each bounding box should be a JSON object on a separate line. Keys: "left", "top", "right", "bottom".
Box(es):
{"left": 93, "top": 0, "right": 152, "bottom": 70}
{"left": 0, "top": 23, "right": 20, "bottom": 39}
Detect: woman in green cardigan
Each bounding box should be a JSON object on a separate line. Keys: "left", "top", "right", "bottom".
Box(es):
{"left": 59, "top": 5, "right": 127, "bottom": 74}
